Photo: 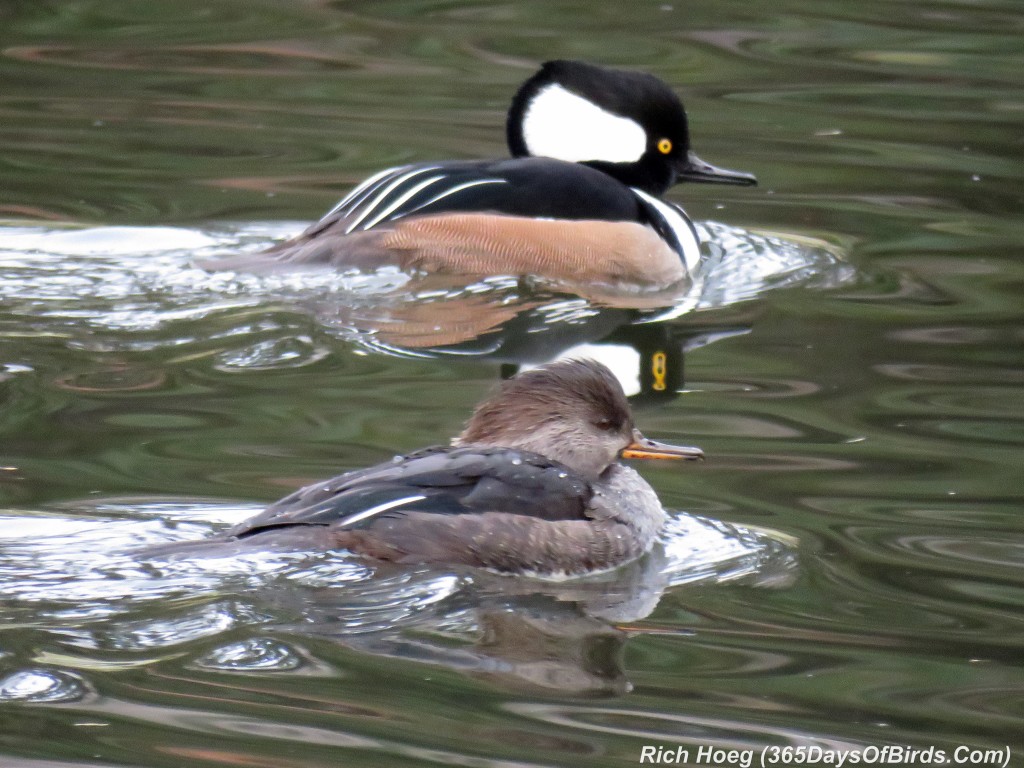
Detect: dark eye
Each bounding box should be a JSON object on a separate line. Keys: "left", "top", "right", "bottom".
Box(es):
{"left": 593, "top": 418, "right": 616, "bottom": 431}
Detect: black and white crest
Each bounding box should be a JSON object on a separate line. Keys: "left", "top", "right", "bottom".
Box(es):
{"left": 506, "top": 60, "right": 691, "bottom": 165}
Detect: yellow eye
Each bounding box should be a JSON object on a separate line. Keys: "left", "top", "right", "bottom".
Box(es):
{"left": 657, "top": 138, "right": 673, "bottom": 154}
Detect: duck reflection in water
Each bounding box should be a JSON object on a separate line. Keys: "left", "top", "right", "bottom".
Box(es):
{"left": 185, "top": 534, "right": 796, "bottom": 696}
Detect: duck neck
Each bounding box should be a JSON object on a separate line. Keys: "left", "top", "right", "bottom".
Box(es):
{"left": 582, "top": 157, "right": 674, "bottom": 196}
{"left": 454, "top": 425, "right": 615, "bottom": 482}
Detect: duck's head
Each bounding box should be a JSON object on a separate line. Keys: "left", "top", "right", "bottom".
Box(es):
{"left": 454, "top": 358, "right": 703, "bottom": 480}
{"left": 506, "top": 60, "right": 757, "bottom": 196}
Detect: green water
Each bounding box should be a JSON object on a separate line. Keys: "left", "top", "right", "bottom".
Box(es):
{"left": 1, "top": 1, "right": 1023, "bottom": 767}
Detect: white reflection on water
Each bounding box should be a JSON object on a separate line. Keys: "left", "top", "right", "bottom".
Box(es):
{"left": 193, "top": 637, "right": 304, "bottom": 671}
{"left": 0, "top": 668, "right": 89, "bottom": 703}
{"left": 0, "top": 497, "right": 794, "bottom": 639}
{"left": 0, "top": 494, "right": 796, "bottom": 698}
{"left": 0, "top": 220, "right": 850, "bottom": 337}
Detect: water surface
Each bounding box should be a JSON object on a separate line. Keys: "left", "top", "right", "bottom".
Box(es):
{"left": 1, "top": 1, "right": 1023, "bottom": 766}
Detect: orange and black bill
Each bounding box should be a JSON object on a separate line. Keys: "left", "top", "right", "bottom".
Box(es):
{"left": 622, "top": 430, "right": 704, "bottom": 461}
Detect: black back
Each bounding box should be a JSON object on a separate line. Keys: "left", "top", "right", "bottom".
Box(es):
{"left": 228, "top": 445, "right": 595, "bottom": 539}
{"left": 294, "top": 157, "right": 656, "bottom": 240}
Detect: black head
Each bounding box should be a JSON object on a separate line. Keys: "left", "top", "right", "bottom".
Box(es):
{"left": 506, "top": 60, "right": 756, "bottom": 196}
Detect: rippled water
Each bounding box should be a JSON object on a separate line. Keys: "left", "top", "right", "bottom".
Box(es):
{"left": 1, "top": 1, "right": 1023, "bottom": 766}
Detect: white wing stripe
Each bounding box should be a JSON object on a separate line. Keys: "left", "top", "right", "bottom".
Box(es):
{"left": 405, "top": 178, "right": 507, "bottom": 216}
{"left": 360, "top": 174, "right": 448, "bottom": 230}
{"left": 344, "top": 166, "right": 443, "bottom": 234}
{"left": 325, "top": 164, "right": 410, "bottom": 217}
{"left": 341, "top": 494, "right": 428, "bottom": 528}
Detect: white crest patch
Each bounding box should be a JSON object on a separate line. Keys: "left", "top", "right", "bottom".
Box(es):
{"left": 522, "top": 84, "right": 647, "bottom": 164}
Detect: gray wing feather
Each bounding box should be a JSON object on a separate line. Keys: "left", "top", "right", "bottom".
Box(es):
{"left": 228, "top": 446, "right": 592, "bottom": 539}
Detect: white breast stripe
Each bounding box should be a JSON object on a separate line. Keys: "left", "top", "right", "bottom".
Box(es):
{"left": 341, "top": 494, "right": 428, "bottom": 528}
{"left": 523, "top": 84, "right": 647, "bottom": 164}
{"left": 325, "top": 164, "right": 410, "bottom": 218}
{"left": 630, "top": 188, "right": 702, "bottom": 273}
{"left": 360, "top": 174, "right": 448, "bottom": 230}
{"left": 344, "top": 166, "right": 443, "bottom": 234}
{"left": 405, "top": 178, "right": 507, "bottom": 216}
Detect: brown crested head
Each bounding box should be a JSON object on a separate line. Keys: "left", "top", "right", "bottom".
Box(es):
{"left": 455, "top": 358, "right": 636, "bottom": 478}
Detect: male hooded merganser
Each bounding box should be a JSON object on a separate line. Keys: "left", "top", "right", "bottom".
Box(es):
{"left": 223, "top": 359, "right": 703, "bottom": 575}
{"left": 213, "top": 60, "right": 756, "bottom": 287}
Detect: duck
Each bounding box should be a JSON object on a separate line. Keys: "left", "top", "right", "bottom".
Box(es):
{"left": 209, "top": 60, "right": 756, "bottom": 288}
{"left": 220, "top": 358, "right": 703, "bottom": 575}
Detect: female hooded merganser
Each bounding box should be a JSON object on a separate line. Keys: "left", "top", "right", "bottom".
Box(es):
{"left": 223, "top": 359, "right": 703, "bottom": 575}
{"left": 214, "top": 60, "right": 756, "bottom": 288}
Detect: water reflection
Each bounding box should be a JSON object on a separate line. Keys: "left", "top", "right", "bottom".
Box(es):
{"left": 0, "top": 212, "right": 824, "bottom": 696}
{"left": 0, "top": 668, "right": 90, "bottom": 704}
{"left": 0, "top": 0, "right": 1022, "bottom": 761}
{"left": 0, "top": 218, "right": 848, "bottom": 352}
{"left": 58, "top": 601, "right": 270, "bottom": 652}
{"left": 503, "top": 701, "right": 868, "bottom": 757}
{"left": 194, "top": 638, "right": 307, "bottom": 673}
{"left": 222, "top": 220, "right": 850, "bottom": 371}
{"left": 0, "top": 495, "right": 795, "bottom": 697}
{"left": 259, "top": 529, "right": 793, "bottom": 695}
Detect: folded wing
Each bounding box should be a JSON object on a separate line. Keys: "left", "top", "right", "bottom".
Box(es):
{"left": 228, "top": 446, "right": 593, "bottom": 540}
